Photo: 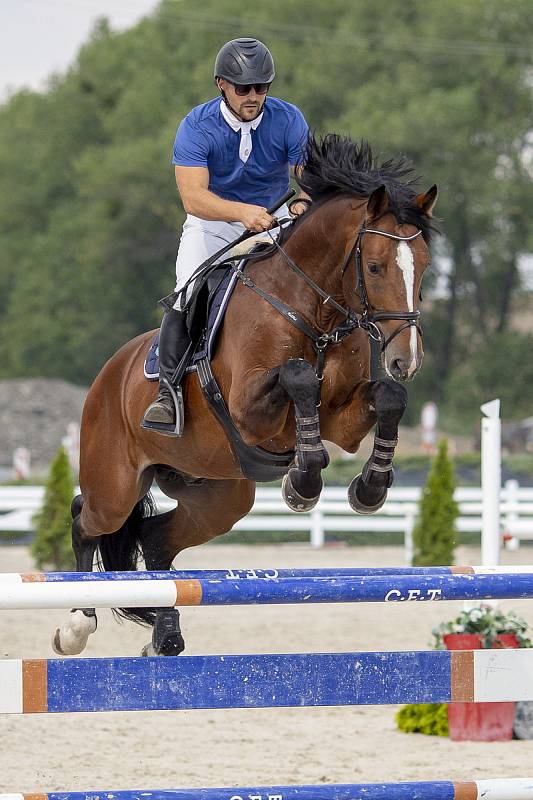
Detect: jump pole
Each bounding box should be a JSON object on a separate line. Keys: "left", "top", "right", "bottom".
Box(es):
{"left": 2, "top": 648, "right": 533, "bottom": 714}
{"left": 3, "top": 780, "right": 533, "bottom": 799}
{"left": 2, "top": 564, "right": 531, "bottom": 583}
{"left": 3, "top": 570, "right": 533, "bottom": 609}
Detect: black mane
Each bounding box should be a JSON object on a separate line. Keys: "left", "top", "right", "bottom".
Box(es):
{"left": 296, "top": 134, "right": 435, "bottom": 243}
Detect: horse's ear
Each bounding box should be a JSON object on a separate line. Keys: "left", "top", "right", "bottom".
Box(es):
{"left": 415, "top": 184, "right": 438, "bottom": 216}
{"left": 366, "top": 185, "right": 388, "bottom": 221}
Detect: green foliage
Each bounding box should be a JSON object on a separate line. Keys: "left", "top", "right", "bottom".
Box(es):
{"left": 0, "top": 0, "right": 531, "bottom": 409}
{"left": 431, "top": 604, "right": 533, "bottom": 650}
{"left": 396, "top": 703, "right": 449, "bottom": 737}
{"left": 443, "top": 332, "right": 533, "bottom": 428}
{"left": 31, "top": 447, "right": 75, "bottom": 570}
{"left": 412, "top": 440, "right": 458, "bottom": 566}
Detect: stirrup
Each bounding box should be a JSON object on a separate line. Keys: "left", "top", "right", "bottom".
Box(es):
{"left": 141, "top": 383, "right": 184, "bottom": 438}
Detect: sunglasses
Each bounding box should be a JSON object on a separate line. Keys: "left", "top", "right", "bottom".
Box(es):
{"left": 232, "top": 82, "right": 270, "bottom": 96}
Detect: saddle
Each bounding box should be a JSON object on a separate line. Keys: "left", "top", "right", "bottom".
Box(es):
{"left": 144, "top": 243, "right": 295, "bottom": 482}
{"left": 143, "top": 266, "right": 237, "bottom": 380}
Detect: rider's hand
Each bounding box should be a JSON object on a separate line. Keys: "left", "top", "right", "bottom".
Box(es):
{"left": 239, "top": 204, "right": 275, "bottom": 233}
{"left": 290, "top": 200, "right": 309, "bottom": 217}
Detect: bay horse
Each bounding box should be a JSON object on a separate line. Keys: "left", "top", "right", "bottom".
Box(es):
{"left": 53, "top": 135, "right": 437, "bottom": 657}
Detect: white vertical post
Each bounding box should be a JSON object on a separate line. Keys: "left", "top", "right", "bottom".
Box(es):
{"left": 12, "top": 447, "right": 31, "bottom": 480}
{"left": 480, "top": 399, "right": 501, "bottom": 565}
{"left": 503, "top": 478, "right": 520, "bottom": 551}
{"left": 404, "top": 513, "right": 415, "bottom": 566}
{"left": 310, "top": 506, "right": 325, "bottom": 548}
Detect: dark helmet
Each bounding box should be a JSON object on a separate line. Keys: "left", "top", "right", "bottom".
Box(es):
{"left": 214, "top": 38, "right": 275, "bottom": 85}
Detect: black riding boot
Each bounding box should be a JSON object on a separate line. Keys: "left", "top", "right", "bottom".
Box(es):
{"left": 141, "top": 308, "right": 191, "bottom": 437}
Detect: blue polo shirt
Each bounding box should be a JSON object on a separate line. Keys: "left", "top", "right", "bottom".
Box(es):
{"left": 172, "top": 96, "right": 309, "bottom": 208}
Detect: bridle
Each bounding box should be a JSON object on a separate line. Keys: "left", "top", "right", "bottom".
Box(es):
{"left": 228, "top": 216, "right": 425, "bottom": 380}
{"left": 344, "top": 223, "right": 424, "bottom": 350}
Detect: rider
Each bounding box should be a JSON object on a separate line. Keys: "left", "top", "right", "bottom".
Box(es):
{"left": 141, "top": 37, "right": 311, "bottom": 437}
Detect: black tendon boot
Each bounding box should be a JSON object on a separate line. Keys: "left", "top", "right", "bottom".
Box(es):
{"left": 141, "top": 308, "right": 192, "bottom": 437}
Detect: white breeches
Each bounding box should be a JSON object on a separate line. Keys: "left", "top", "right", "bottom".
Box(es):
{"left": 172, "top": 206, "right": 289, "bottom": 309}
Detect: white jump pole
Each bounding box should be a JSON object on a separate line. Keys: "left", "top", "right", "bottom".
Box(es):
{"left": 480, "top": 399, "right": 501, "bottom": 566}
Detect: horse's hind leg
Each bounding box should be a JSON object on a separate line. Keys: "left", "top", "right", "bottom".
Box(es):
{"left": 138, "top": 508, "right": 185, "bottom": 657}
{"left": 278, "top": 358, "right": 329, "bottom": 512}
{"left": 53, "top": 465, "right": 155, "bottom": 655}
{"left": 139, "top": 475, "right": 255, "bottom": 656}
{"left": 52, "top": 494, "right": 99, "bottom": 655}
{"left": 348, "top": 378, "right": 407, "bottom": 513}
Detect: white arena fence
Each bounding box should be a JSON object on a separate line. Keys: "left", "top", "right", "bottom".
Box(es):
{"left": 0, "top": 481, "right": 531, "bottom": 563}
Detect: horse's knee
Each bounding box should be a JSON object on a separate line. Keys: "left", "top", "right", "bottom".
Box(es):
{"left": 371, "top": 379, "right": 408, "bottom": 426}
{"left": 278, "top": 358, "right": 319, "bottom": 405}
{"left": 372, "top": 378, "right": 408, "bottom": 410}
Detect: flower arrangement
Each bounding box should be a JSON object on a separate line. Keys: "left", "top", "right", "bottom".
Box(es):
{"left": 431, "top": 604, "right": 532, "bottom": 650}
{"left": 396, "top": 605, "right": 532, "bottom": 737}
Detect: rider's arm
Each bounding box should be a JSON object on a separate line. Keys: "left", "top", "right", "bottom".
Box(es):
{"left": 290, "top": 165, "right": 312, "bottom": 215}
{"left": 175, "top": 166, "right": 273, "bottom": 232}
{"left": 287, "top": 105, "right": 311, "bottom": 215}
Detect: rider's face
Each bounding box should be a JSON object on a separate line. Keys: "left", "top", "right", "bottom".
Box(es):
{"left": 217, "top": 79, "right": 268, "bottom": 121}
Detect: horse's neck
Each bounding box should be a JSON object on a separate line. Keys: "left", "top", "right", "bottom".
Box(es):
{"left": 271, "top": 198, "right": 358, "bottom": 321}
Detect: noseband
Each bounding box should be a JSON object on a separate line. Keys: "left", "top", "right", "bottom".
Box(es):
{"left": 346, "top": 224, "right": 424, "bottom": 351}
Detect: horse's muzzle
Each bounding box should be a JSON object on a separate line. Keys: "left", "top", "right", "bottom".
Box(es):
{"left": 385, "top": 351, "right": 424, "bottom": 383}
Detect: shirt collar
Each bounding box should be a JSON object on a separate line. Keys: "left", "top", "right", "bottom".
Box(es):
{"left": 219, "top": 99, "right": 263, "bottom": 131}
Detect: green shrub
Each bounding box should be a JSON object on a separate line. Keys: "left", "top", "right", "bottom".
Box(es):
{"left": 31, "top": 446, "right": 75, "bottom": 570}
{"left": 396, "top": 703, "right": 449, "bottom": 736}
{"left": 412, "top": 439, "right": 459, "bottom": 566}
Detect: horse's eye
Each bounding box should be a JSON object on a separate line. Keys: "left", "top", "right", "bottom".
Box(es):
{"left": 367, "top": 262, "right": 380, "bottom": 275}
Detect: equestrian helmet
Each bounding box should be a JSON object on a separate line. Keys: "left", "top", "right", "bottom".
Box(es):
{"left": 214, "top": 38, "right": 275, "bottom": 85}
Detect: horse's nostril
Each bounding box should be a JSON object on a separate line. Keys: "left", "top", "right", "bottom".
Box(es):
{"left": 390, "top": 358, "right": 409, "bottom": 378}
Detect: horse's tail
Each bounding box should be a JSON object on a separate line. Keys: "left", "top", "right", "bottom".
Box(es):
{"left": 97, "top": 492, "right": 158, "bottom": 627}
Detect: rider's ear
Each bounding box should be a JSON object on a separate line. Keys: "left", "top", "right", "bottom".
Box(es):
{"left": 415, "top": 184, "right": 438, "bottom": 216}
{"left": 366, "top": 185, "right": 388, "bottom": 221}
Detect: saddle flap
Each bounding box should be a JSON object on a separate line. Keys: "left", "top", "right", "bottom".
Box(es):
{"left": 144, "top": 267, "right": 238, "bottom": 380}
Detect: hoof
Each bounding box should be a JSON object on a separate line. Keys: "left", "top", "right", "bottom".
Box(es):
{"left": 282, "top": 470, "right": 319, "bottom": 512}
{"left": 348, "top": 473, "right": 388, "bottom": 515}
{"left": 141, "top": 633, "right": 185, "bottom": 657}
{"left": 157, "top": 632, "right": 185, "bottom": 656}
{"left": 52, "top": 609, "right": 97, "bottom": 655}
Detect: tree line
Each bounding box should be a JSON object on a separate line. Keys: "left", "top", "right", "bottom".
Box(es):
{"left": 0, "top": 0, "right": 531, "bottom": 428}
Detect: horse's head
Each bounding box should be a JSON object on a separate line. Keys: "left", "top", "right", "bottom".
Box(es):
{"left": 343, "top": 183, "right": 437, "bottom": 382}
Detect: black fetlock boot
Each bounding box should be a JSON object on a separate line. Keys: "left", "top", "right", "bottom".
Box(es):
{"left": 141, "top": 308, "right": 192, "bottom": 437}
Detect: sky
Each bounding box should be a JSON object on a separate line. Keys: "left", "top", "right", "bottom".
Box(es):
{"left": 0, "top": 0, "right": 160, "bottom": 101}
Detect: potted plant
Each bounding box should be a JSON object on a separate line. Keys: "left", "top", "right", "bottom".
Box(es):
{"left": 432, "top": 605, "right": 532, "bottom": 651}
{"left": 432, "top": 605, "right": 532, "bottom": 741}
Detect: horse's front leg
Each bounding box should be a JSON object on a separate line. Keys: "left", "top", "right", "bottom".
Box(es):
{"left": 348, "top": 378, "right": 407, "bottom": 514}
{"left": 278, "top": 358, "right": 329, "bottom": 511}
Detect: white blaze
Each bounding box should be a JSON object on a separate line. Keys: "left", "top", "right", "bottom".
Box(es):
{"left": 395, "top": 241, "right": 418, "bottom": 376}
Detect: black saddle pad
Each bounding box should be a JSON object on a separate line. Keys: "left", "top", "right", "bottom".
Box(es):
{"left": 144, "top": 268, "right": 238, "bottom": 380}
